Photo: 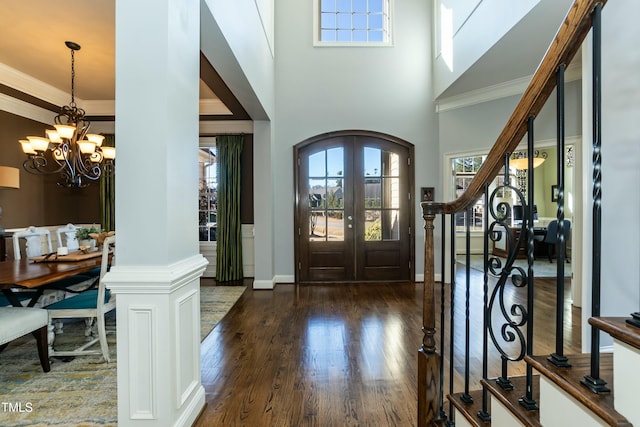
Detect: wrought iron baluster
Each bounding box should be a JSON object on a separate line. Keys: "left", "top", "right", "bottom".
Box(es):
{"left": 461, "top": 207, "right": 473, "bottom": 404}
{"left": 478, "top": 185, "right": 491, "bottom": 421}
{"left": 439, "top": 213, "right": 447, "bottom": 421}
{"left": 520, "top": 116, "right": 538, "bottom": 410}
{"left": 446, "top": 212, "right": 456, "bottom": 427}
{"left": 487, "top": 153, "right": 530, "bottom": 391}
{"left": 548, "top": 64, "right": 572, "bottom": 369}
{"left": 581, "top": 2, "right": 609, "bottom": 394}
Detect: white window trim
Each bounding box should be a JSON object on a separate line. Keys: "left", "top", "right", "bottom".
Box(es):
{"left": 312, "top": 0, "right": 394, "bottom": 47}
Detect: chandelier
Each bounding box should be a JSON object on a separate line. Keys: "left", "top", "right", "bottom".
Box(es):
{"left": 509, "top": 150, "right": 547, "bottom": 170}
{"left": 19, "top": 41, "right": 115, "bottom": 188}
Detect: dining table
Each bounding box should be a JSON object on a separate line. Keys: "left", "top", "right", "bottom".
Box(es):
{"left": 0, "top": 250, "right": 105, "bottom": 307}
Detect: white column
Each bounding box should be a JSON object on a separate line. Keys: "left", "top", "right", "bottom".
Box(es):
{"left": 108, "top": 0, "right": 207, "bottom": 426}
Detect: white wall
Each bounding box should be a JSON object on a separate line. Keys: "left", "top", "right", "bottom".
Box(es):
{"left": 200, "top": 0, "right": 275, "bottom": 120}
{"left": 273, "top": 0, "right": 437, "bottom": 281}
{"left": 597, "top": 0, "right": 640, "bottom": 318}
{"left": 433, "top": 0, "right": 539, "bottom": 97}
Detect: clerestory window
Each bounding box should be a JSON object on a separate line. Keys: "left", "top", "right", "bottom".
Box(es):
{"left": 314, "top": 0, "right": 393, "bottom": 46}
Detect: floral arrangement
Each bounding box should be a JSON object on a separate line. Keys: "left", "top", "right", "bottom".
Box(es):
{"left": 76, "top": 225, "right": 101, "bottom": 241}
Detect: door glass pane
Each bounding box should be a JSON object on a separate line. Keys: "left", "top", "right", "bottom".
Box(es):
{"left": 364, "top": 210, "right": 381, "bottom": 241}
{"left": 327, "top": 147, "right": 344, "bottom": 177}
{"left": 308, "top": 179, "right": 326, "bottom": 209}
{"left": 327, "top": 178, "right": 344, "bottom": 209}
{"left": 309, "top": 151, "right": 326, "bottom": 177}
{"left": 382, "top": 151, "right": 399, "bottom": 176}
{"left": 382, "top": 209, "right": 400, "bottom": 240}
{"left": 364, "top": 176, "right": 381, "bottom": 208}
{"left": 327, "top": 211, "right": 344, "bottom": 241}
{"left": 382, "top": 177, "right": 400, "bottom": 208}
{"left": 364, "top": 147, "right": 381, "bottom": 177}
{"left": 310, "top": 211, "right": 327, "bottom": 241}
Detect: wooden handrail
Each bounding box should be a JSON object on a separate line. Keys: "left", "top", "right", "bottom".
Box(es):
{"left": 423, "top": 0, "right": 607, "bottom": 217}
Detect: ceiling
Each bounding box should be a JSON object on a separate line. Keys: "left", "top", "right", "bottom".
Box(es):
{"left": 438, "top": 0, "right": 579, "bottom": 99}
{"left": 0, "top": 1, "right": 238, "bottom": 118}
{"left": 1, "top": 1, "right": 579, "bottom": 116}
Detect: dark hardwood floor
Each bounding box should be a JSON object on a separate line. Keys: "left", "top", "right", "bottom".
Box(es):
{"left": 195, "top": 268, "right": 580, "bottom": 426}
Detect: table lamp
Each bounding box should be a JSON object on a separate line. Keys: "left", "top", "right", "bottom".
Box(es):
{"left": 0, "top": 166, "right": 20, "bottom": 232}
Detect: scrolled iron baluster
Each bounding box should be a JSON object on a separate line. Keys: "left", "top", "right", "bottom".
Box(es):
{"left": 485, "top": 182, "right": 532, "bottom": 390}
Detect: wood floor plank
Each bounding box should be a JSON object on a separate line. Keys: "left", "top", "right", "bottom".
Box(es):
{"left": 195, "top": 270, "right": 580, "bottom": 426}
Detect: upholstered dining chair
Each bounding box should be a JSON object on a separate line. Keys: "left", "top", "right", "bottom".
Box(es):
{"left": 0, "top": 306, "right": 50, "bottom": 372}
{"left": 542, "top": 220, "right": 571, "bottom": 263}
{"left": 46, "top": 235, "right": 116, "bottom": 362}
{"left": 56, "top": 223, "right": 80, "bottom": 251}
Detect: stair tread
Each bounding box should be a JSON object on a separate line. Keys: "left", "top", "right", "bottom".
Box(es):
{"left": 590, "top": 316, "right": 640, "bottom": 350}
{"left": 481, "top": 375, "right": 542, "bottom": 427}
{"left": 526, "top": 353, "right": 631, "bottom": 427}
{"left": 448, "top": 389, "right": 491, "bottom": 427}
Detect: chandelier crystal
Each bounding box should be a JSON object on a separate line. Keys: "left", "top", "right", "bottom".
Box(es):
{"left": 19, "top": 41, "right": 115, "bottom": 188}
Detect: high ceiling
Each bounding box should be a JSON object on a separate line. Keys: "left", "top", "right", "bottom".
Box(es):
{"left": 0, "top": 1, "right": 233, "bottom": 117}
{"left": 1, "top": 1, "right": 579, "bottom": 115}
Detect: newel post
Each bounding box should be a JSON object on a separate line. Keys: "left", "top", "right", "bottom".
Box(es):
{"left": 418, "top": 203, "right": 441, "bottom": 426}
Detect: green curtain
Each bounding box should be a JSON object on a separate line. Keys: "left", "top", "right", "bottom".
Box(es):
{"left": 99, "top": 134, "right": 115, "bottom": 232}
{"left": 216, "top": 135, "right": 244, "bottom": 282}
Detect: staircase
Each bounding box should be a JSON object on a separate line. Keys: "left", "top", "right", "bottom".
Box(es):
{"left": 450, "top": 317, "right": 640, "bottom": 426}
{"left": 417, "top": 0, "right": 640, "bottom": 425}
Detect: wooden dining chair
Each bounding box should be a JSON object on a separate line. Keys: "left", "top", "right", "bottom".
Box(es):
{"left": 10, "top": 226, "right": 97, "bottom": 307}
{"left": 56, "top": 223, "right": 80, "bottom": 251}
{"left": 46, "top": 235, "right": 116, "bottom": 362}
{"left": 12, "top": 226, "right": 53, "bottom": 260}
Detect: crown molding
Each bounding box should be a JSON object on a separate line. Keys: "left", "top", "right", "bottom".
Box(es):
{"left": 0, "top": 93, "right": 56, "bottom": 124}
{"left": 435, "top": 62, "right": 582, "bottom": 113}
{"left": 199, "top": 121, "right": 253, "bottom": 135}
{"left": 0, "top": 63, "right": 71, "bottom": 107}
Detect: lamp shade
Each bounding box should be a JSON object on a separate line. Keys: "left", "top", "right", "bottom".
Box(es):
{"left": 509, "top": 157, "right": 545, "bottom": 170}
{"left": 0, "top": 166, "right": 20, "bottom": 189}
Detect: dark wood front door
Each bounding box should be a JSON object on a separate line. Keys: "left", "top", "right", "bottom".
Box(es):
{"left": 295, "top": 132, "right": 413, "bottom": 282}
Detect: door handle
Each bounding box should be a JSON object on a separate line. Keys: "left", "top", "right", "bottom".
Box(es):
{"left": 348, "top": 216, "right": 353, "bottom": 220}
{"left": 348, "top": 224, "right": 353, "bottom": 229}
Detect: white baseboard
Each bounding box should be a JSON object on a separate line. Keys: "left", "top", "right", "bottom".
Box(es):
{"left": 253, "top": 278, "right": 275, "bottom": 289}
{"left": 274, "top": 275, "right": 295, "bottom": 284}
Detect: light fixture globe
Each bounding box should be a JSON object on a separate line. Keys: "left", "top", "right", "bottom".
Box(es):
{"left": 18, "top": 41, "right": 115, "bottom": 187}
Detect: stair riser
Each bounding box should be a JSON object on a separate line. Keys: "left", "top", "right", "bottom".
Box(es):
{"left": 614, "top": 340, "right": 640, "bottom": 426}
{"left": 451, "top": 408, "right": 476, "bottom": 427}
{"left": 489, "top": 397, "right": 527, "bottom": 427}
{"left": 539, "top": 377, "right": 608, "bottom": 427}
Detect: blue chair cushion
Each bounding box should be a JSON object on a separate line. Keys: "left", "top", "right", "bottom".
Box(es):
{"left": 43, "top": 274, "right": 96, "bottom": 291}
{"left": 0, "top": 291, "right": 40, "bottom": 307}
{"left": 46, "top": 289, "right": 111, "bottom": 310}
{"left": 82, "top": 267, "right": 102, "bottom": 278}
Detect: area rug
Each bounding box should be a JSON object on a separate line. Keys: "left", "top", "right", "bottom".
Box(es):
{"left": 462, "top": 254, "right": 572, "bottom": 278}
{"left": 0, "top": 285, "right": 245, "bottom": 427}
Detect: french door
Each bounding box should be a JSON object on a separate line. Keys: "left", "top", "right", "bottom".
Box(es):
{"left": 295, "top": 132, "right": 413, "bottom": 282}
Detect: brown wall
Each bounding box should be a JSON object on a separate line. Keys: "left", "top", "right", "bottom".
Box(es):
{"left": 0, "top": 111, "right": 100, "bottom": 229}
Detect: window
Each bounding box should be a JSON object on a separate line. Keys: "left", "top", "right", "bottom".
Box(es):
{"left": 199, "top": 146, "right": 217, "bottom": 242}
{"left": 453, "top": 155, "right": 485, "bottom": 231}
{"left": 314, "top": 0, "right": 392, "bottom": 46}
